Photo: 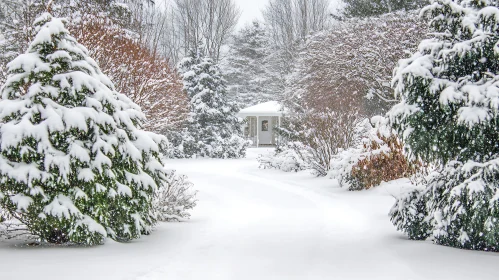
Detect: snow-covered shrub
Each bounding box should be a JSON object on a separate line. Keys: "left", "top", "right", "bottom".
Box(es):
{"left": 347, "top": 119, "right": 419, "bottom": 191}
{"left": 324, "top": 116, "right": 416, "bottom": 190}
{"left": 328, "top": 147, "right": 363, "bottom": 187}
{"left": 278, "top": 110, "right": 364, "bottom": 176}
{"left": 388, "top": 0, "right": 499, "bottom": 250}
{"left": 430, "top": 160, "right": 499, "bottom": 250}
{"left": 392, "top": 159, "right": 499, "bottom": 250}
{"left": 0, "top": 13, "right": 172, "bottom": 245}
{"left": 348, "top": 133, "right": 417, "bottom": 190}
{"left": 257, "top": 144, "right": 309, "bottom": 172}
{"left": 169, "top": 48, "right": 249, "bottom": 159}
{"left": 389, "top": 187, "right": 432, "bottom": 240}
{"left": 153, "top": 171, "right": 197, "bottom": 222}
{"left": 0, "top": 205, "right": 36, "bottom": 241}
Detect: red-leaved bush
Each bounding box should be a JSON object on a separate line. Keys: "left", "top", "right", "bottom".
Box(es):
{"left": 70, "top": 15, "right": 189, "bottom": 132}
{"left": 348, "top": 132, "right": 419, "bottom": 190}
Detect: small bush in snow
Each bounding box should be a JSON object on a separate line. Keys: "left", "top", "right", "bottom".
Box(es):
{"left": 327, "top": 116, "right": 414, "bottom": 190}
{"left": 348, "top": 132, "right": 419, "bottom": 191}
{"left": 388, "top": 0, "right": 499, "bottom": 250}
{"left": 278, "top": 111, "right": 364, "bottom": 176}
{"left": 0, "top": 13, "right": 173, "bottom": 245}
{"left": 389, "top": 187, "right": 432, "bottom": 240}
{"left": 153, "top": 171, "right": 197, "bottom": 222}
{"left": 257, "top": 144, "right": 309, "bottom": 172}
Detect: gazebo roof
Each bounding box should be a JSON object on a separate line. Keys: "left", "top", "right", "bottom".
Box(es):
{"left": 237, "top": 101, "right": 284, "bottom": 117}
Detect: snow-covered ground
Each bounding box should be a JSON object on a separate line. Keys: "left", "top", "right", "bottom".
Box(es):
{"left": 1, "top": 148, "right": 498, "bottom": 280}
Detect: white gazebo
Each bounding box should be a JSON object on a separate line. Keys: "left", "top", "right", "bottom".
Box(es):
{"left": 237, "top": 101, "right": 283, "bottom": 147}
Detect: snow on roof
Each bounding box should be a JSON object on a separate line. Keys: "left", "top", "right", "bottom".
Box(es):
{"left": 237, "top": 101, "right": 284, "bottom": 117}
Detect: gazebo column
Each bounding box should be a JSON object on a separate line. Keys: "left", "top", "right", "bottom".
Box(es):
{"left": 278, "top": 116, "right": 281, "bottom": 145}
{"left": 257, "top": 116, "right": 260, "bottom": 147}
{"left": 256, "top": 115, "right": 260, "bottom": 147}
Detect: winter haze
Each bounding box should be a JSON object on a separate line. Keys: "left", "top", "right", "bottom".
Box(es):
{"left": 234, "top": 0, "right": 268, "bottom": 28}
{"left": 1, "top": 0, "right": 499, "bottom": 280}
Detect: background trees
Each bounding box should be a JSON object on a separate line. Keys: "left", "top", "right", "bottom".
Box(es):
{"left": 221, "top": 21, "right": 285, "bottom": 107}
{"left": 170, "top": 49, "right": 248, "bottom": 159}
{"left": 263, "top": 0, "right": 331, "bottom": 51}
{"left": 339, "top": 0, "right": 428, "bottom": 18}
{"left": 286, "top": 11, "right": 427, "bottom": 116}
{"left": 262, "top": 0, "right": 331, "bottom": 71}
{"left": 222, "top": 0, "right": 333, "bottom": 108}
{"left": 0, "top": 0, "right": 38, "bottom": 85}
{"left": 164, "top": 0, "right": 241, "bottom": 63}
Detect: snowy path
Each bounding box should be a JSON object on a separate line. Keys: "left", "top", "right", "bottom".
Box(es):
{"left": 1, "top": 149, "right": 498, "bottom": 280}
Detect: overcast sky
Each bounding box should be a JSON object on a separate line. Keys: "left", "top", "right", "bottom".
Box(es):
{"left": 234, "top": 0, "right": 269, "bottom": 29}
{"left": 233, "top": 0, "right": 342, "bottom": 30}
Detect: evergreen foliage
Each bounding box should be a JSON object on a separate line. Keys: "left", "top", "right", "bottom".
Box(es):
{"left": 391, "top": 0, "right": 499, "bottom": 165}
{"left": 170, "top": 48, "right": 249, "bottom": 159}
{"left": 389, "top": 187, "right": 432, "bottom": 240}
{"left": 222, "top": 21, "right": 284, "bottom": 107}
{"left": 389, "top": 0, "right": 499, "bottom": 250}
{"left": 0, "top": 13, "right": 171, "bottom": 245}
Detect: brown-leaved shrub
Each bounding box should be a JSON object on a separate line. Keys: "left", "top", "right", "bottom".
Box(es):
{"left": 348, "top": 132, "right": 419, "bottom": 191}
{"left": 70, "top": 15, "right": 189, "bottom": 132}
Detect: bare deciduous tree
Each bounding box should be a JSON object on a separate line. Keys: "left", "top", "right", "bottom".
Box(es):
{"left": 171, "top": 0, "right": 241, "bottom": 62}
{"left": 0, "top": 0, "right": 45, "bottom": 84}
{"left": 262, "top": 0, "right": 331, "bottom": 68}
{"left": 287, "top": 11, "right": 427, "bottom": 115}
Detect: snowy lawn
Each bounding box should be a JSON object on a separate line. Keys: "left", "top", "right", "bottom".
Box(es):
{"left": 1, "top": 148, "right": 498, "bottom": 280}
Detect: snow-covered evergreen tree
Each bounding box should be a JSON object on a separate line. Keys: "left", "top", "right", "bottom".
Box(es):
{"left": 0, "top": 13, "right": 171, "bottom": 245}
{"left": 170, "top": 48, "right": 248, "bottom": 158}
{"left": 389, "top": 0, "right": 499, "bottom": 251}
{"left": 222, "top": 21, "right": 285, "bottom": 107}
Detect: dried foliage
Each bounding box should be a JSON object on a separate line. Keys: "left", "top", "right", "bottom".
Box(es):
{"left": 70, "top": 16, "right": 188, "bottom": 132}
{"left": 348, "top": 133, "right": 419, "bottom": 191}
